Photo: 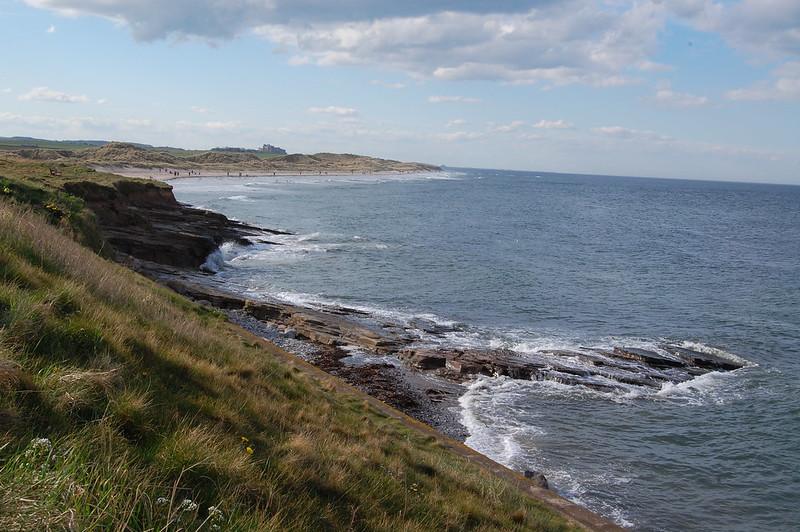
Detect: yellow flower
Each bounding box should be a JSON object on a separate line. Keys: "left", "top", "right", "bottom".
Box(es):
{"left": 240, "top": 436, "right": 249, "bottom": 443}
{"left": 245, "top": 446, "right": 254, "bottom": 455}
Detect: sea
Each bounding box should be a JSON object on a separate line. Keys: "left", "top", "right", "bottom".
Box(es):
{"left": 171, "top": 168, "right": 800, "bottom": 531}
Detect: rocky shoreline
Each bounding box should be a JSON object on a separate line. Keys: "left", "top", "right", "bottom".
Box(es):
{"left": 64, "top": 175, "right": 746, "bottom": 505}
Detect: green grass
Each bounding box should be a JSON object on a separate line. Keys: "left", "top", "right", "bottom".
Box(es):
{"left": 0, "top": 136, "right": 106, "bottom": 152}
{"left": 0, "top": 161, "right": 578, "bottom": 530}
{"left": 0, "top": 137, "right": 284, "bottom": 161}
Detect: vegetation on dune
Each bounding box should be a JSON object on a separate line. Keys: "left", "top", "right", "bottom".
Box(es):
{"left": 0, "top": 161, "right": 575, "bottom": 530}
{"left": 0, "top": 137, "right": 440, "bottom": 173}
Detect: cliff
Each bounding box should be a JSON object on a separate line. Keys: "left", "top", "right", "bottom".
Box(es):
{"left": 0, "top": 156, "right": 613, "bottom": 531}
{"left": 61, "top": 179, "right": 275, "bottom": 269}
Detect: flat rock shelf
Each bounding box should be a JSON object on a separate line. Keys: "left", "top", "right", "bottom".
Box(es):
{"left": 156, "top": 274, "right": 745, "bottom": 396}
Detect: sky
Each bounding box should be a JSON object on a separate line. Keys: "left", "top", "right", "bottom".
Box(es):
{"left": 0, "top": 0, "right": 798, "bottom": 184}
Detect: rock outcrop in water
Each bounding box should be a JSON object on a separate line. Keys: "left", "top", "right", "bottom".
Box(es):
{"left": 155, "top": 276, "right": 745, "bottom": 394}
{"left": 73, "top": 181, "right": 743, "bottom": 396}
{"left": 62, "top": 179, "right": 287, "bottom": 268}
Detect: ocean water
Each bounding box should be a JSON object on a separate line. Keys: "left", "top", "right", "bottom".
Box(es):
{"left": 172, "top": 169, "right": 800, "bottom": 531}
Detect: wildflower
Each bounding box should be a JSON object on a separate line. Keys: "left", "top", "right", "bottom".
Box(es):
{"left": 23, "top": 437, "right": 55, "bottom": 471}
{"left": 177, "top": 498, "right": 198, "bottom": 513}
{"left": 245, "top": 446, "right": 254, "bottom": 455}
{"left": 208, "top": 505, "right": 225, "bottom": 531}
{"left": 410, "top": 483, "right": 419, "bottom": 493}
{"left": 155, "top": 497, "right": 169, "bottom": 507}
{"left": 240, "top": 436, "right": 249, "bottom": 443}
{"left": 2, "top": 186, "right": 11, "bottom": 195}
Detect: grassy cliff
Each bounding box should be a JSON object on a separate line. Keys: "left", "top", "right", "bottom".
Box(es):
{"left": 0, "top": 159, "right": 578, "bottom": 530}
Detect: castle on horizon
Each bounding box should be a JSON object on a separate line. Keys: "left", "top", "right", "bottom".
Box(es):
{"left": 211, "top": 143, "right": 287, "bottom": 155}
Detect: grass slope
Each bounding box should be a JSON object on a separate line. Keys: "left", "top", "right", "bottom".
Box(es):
{"left": 0, "top": 161, "right": 576, "bottom": 530}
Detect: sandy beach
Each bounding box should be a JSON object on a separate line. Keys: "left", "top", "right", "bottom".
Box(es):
{"left": 91, "top": 164, "right": 442, "bottom": 182}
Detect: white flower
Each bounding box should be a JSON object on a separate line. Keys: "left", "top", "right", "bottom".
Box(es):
{"left": 23, "top": 437, "right": 55, "bottom": 470}
{"left": 155, "top": 497, "right": 169, "bottom": 507}
{"left": 177, "top": 498, "right": 198, "bottom": 513}
{"left": 208, "top": 505, "right": 225, "bottom": 529}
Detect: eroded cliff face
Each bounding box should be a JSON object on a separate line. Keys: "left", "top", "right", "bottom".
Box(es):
{"left": 62, "top": 179, "right": 264, "bottom": 269}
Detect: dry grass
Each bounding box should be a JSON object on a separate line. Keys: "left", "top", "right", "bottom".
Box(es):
{"left": 0, "top": 164, "right": 579, "bottom": 530}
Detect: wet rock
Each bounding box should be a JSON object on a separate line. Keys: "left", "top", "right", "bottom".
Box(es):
{"left": 660, "top": 344, "right": 743, "bottom": 371}
{"left": 407, "top": 318, "right": 462, "bottom": 336}
{"left": 608, "top": 347, "right": 685, "bottom": 369}
{"left": 398, "top": 349, "right": 448, "bottom": 370}
{"left": 524, "top": 470, "right": 550, "bottom": 490}
{"left": 425, "top": 389, "right": 449, "bottom": 403}
{"left": 154, "top": 275, "right": 745, "bottom": 401}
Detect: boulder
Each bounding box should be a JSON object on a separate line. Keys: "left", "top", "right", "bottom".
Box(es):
{"left": 398, "top": 349, "right": 448, "bottom": 370}
{"left": 524, "top": 470, "right": 550, "bottom": 490}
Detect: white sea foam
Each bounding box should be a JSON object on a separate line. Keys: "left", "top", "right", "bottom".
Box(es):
{"left": 459, "top": 377, "right": 537, "bottom": 468}
{"left": 223, "top": 194, "right": 252, "bottom": 202}
{"left": 655, "top": 369, "right": 748, "bottom": 405}
{"left": 200, "top": 248, "right": 226, "bottom": 273}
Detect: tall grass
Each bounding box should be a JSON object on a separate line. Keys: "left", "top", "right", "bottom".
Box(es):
{"left": 0, "top": 198, "right": 576, "bottom": 530}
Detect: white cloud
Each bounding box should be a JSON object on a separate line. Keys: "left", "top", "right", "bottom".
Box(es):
{"left": 637, "top": 60, "right": 673, "bottom": 72}
{"left": 176, "top": 120, "right": 241, "bottom": 131}
{"left": 259, "top": 3, "right": 666, "bottom": 87}
{"left": 24, "top": 1, "right": 674, "bottom": 88}
{"left": 21, "top": 0, "right": 800, "bottom": 93}
{"left": 428, "top": 95, "right": 481, "bottom": 104}
{"left": 1, "top": 88, "right": 11, "bottom": 94}
{"left": 191, "top": 106, "right": 209, "bottom": 113}
{"left": 594, "top": 126, "right": 674, "bottom": 142}
{"left": 18, "top": 86, "right": 89, "bottom": 103}
{"left": 0, "top": 111, "right": 111, "bottom": 130}
{"left": 435, "top": 131, "right": 485, "bottom": 142}
{"left": 124, "top": 118, "right": 152, "bottom": 127}
{"left": 666, "top": 0, "right": 800, "bottom": 59}
{"left": 446, "top": 119, "right": 466, "bottom": 127}
{"left": 24, "top": 0, "right": 536, "bottom": 40}
{"left": 653, "top": 86, "right": 709, "bottom": 107}
{"left": 46, "top": 24, "right": 56, "bottom": 33}
{"left": 490, "top": 120, "right": 525, "bottom": 133}
{"left": 96, "top": 98, "right": 107, "bottom": 104}
{"left": 370, "top": 80, "right": 406, "bottom": 89}
{"left": 307, "top": 106, "right": 359, "bottom": 116}
{"left": 726, "top": 61, "right": 800, "bottom": 101}
{"left": 533, "top": 119, "right": 573, "bottom": 129}
{"left": 203, "top": 121, "right": 240, "bottom": 130}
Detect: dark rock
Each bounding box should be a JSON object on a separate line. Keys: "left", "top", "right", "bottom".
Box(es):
{"left": 608, "top": 347, "right": 685, "bottom": 369}
{"left": 524, "top": 470, "right": 550, "bottom": 489}
{"left": 63, "top": 179, "right": 270, "bottom": 269}
{"left": 398, "top": 349, "right": 448, "bottom": 370}
{"left": 660, "top": 344, "right": 743, "bottom": 371}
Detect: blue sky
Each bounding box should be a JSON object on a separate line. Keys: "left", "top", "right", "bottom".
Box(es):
{"left": 0, "top": 0, "right": 798, "bottom": 183}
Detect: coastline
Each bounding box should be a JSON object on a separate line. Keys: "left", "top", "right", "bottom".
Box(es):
{"left": 135, "top": 265, "right": 621, "bottom": 532}
{"left": 138, "top": 173, "right": 748, "bottom": 530}
{"left": 75, "top": 165, "right": 752, "bottom": 530}
{"left": 91, "top": 164, "right": 445, "bottom": 182}
{"left": 69, "top": 167, "right": 621, "bottom": 528}
{"left": 1, "top": 155, "right": 627, "bottom": 530}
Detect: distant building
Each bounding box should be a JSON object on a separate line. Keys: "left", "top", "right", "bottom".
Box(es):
{"left": 211, "top": 144, "right": 287, "bottom": 155}
{"left": 260, "top": 144, "right": 287, "bottom": 155}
